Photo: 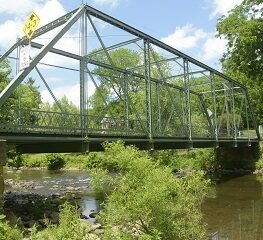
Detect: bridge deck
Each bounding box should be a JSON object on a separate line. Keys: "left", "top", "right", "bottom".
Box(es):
{"left": 0, "top": 131, "right": 257, "bottom": 153}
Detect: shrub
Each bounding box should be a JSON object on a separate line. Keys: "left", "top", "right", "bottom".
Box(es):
{"left": 0, "top": 214, "right": 23, "bottom": 240}
{"left": 45, "top": 154, "right": 65, "bottom": 170}
{"left": 7, "top": 154, "right": 24, "bottom": 169}
{"left": 91, "top": 141, "right": 210, "bottom": 240}
{"left": 30, "top": 202, "right": 89, "bottom": 240}
{"left": 22, "top": 154, "right": 47, "bottom": 168}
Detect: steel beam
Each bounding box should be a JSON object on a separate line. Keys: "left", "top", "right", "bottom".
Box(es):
{"left": 209, "top": 72, "right": 218, "bottom": 141}
{"left": 0, "top": 6, "right": 86, "bottom": 108}
{"left": 183, "top": 59, "right": 192, "bottom": 141}
{"left": 127, "top": 56, "right": 181, "bottom": 71}
{"left": 0, "top": 9, "right": 78, "bottom": 65}
{"left": 34, "top": 66, "right": 64, "bottom": 112}
{"left": 144, "top": 40, "right": 152, "bottom": 139}
{"left": 30, "top": 42, "right": 200, "bottom": 96}
{"left": 80, "top": 11, "right": 88, "bottom": 137}
{"left": 87, "top": 37, "right": 141, "bottom": 57}
{"left": 149, "top": 45, "right": 185, "bottom": 134}
{"left": 84, "top": 4, "right": 246, "bottom": 90}
{"left": 162, "top": 70, "right": 208, "bottom": 81}
{"left": 199, "top": 95, "right": 214, "bottom": 136}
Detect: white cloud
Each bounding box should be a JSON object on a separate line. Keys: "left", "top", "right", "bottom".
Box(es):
{"left": 209, "top": 0, "right": 243, "bottom": 19}
{"left": 41, "top": 82, "right": 96, "bottom": 106}
{"left": 0, "top": 0, "right": 44, "bottom": 16}
{"left": 34, "top": 0, "right": 66, "bottom": 28}
{"left": 0, "top": 0, "right": 82, "bottom": 69}
{"left": 201, "top": 35, "right": 227, "bottom": 62}
{"left": 0, "top": 0, "right": 67, "bottom": 50}
{"left": 93, "top": 0, "right": 119, "bottom": 8}
{"left": 0, "top": 20, "right": 23, "bottom": 50}
{"left": 161, "top": 24, "right": 207, "bottom": 51}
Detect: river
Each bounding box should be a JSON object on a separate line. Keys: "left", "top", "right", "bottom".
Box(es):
{"left": 3, "top": 169, "right": 263, "bottom": 239}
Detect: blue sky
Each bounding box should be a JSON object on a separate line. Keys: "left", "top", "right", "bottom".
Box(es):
{"left": 0, "top": 0, "right": 243, "bottom": 105}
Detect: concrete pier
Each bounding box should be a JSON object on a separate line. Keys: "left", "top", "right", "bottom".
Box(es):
{"left": 0, "top": 140, "right": 7, "bottom": 212}
{"left": 215, "top": 143, "right": 260, "bottom": 170}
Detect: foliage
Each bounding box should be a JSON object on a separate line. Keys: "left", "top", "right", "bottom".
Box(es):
{"left": 30, "top": 202, "right": 89, "bottom": 240}
{"left": 153, "top": 148, "right": 218, "bottom": 172}
{"left": 7, "top": 154, "right": 24, "bottom": 169}
{"left": 41, "top": 96, "right": 79, "bottom": 114}
{"left": 217, "top": 0, "right": 263, "bottom": 123}
{"left": 254, "top": 147, "right": 263, "bottom": 170}
{"left": 91, "top": 141, "right": 210, "bottom": 240}
{"left": 0, "top": 214, "right": 23, "bottom": 240}
{"left": 0, "top": 60, "right": 41, "bottom": 121}
{"left": 255, "top": 159, "right": 263, "bottom": 169}
{"left": 45, "top": 154, "right": 65, "bottom": 170}
{"left": 21, "top": 154, "right": 47, "bottom": 168}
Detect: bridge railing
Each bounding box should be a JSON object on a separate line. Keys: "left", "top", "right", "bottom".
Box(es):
{"left": 0, "top": 108, "right": 148, "bottom": 136}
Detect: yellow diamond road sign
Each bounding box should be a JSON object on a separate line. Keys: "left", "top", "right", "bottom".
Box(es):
{"left": 23, "top": 12, "right": 40, "bottom": 39}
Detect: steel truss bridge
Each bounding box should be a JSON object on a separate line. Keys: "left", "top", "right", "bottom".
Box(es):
{"left": 0, "top": 4, "right": 260, "bottom": 153}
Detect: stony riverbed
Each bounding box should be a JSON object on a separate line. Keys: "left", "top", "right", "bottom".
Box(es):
{"left": 2, "top": 168, "right": 102, "bottom": 233}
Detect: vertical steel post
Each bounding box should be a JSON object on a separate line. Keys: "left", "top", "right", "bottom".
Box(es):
{"left": 223, "top": 84, "right": 231, "bottom": 136}
{"left": 156, "top": 82, "right": 161, "bottom": 134}
{"left": 183, "top": 59, "right": 192, "bottom": 142}
{"left": 210, "top": 72, "right": 218, "bottom": 142}
{"left": 80, "top": 11, "right": 88, "bottom": 136}
{"left": 123, "top": 74, "right": 129, "bottom": 131}
{"left": 144, "top": 40, "right": 152, "bottom": 139}
{"left": 180, "top": 91, "right": 187, "bottom": 136}
{"left": 244, "top": 91, "right": 250, "bottom": 141}
{"left": 231, "top": 82, "right": 237, "bottom": 141}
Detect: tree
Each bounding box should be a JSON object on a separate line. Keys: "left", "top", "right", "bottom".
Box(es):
{"left": 91, "top": 141, "right": 209, "bottom": 240}
{"left": 40, "top": 96, "right": 80, "bottom": 132}
{"left": 217, "top": 0, "right": 263, "bottom": 123}
{"left": 0, "top": 60, "right": 41, "bottom": 124}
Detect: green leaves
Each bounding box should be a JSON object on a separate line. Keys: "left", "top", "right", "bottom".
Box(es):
{"left": 91, "top": 141, "right": 209, "bottom": 240}
{"left": 217, "top": 0, "right": 263, "bottom": 123}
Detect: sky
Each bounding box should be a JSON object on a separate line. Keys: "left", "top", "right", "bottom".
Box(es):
{"left": 0, "top": 0, "right": 243, "bottom": 106}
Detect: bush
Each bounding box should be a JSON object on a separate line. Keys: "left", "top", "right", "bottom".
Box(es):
{"left": 91, "top": 141, "right": 210, "bottom": 240}
{"left": 22, "top": 154, "right": 47, "bottom": 168}
{"left": 0, "top": 214, "right": 23, "bottom": 240}
{"left": 153, "top": 149, "right": 218, "bottom": 172}
{"left": 7, "top": 154, "right": 24, "bottom": 169}
{"left": 30, "top": 202, "right": 89, "bottom": 240}
{"left": 45, "top": 154, "right": 65, "bottom": 170}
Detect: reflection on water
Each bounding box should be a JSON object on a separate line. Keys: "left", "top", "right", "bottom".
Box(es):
{"left": 202, "top": 174, "right": 263, "bottom": 240}
{"left": 4, "top": 168, "right": 263, "bottom": 238}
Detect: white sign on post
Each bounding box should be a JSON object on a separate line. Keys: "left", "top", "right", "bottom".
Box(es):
{"left": 19, "top": 45, "right": 30, "bottom": 70}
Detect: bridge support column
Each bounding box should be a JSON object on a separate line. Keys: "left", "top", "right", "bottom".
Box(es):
{"left": 215, "top": 142, "right": 259, "bottom": 170}
{"left": 0, "top": 140, "right": 7, "bottom": 213}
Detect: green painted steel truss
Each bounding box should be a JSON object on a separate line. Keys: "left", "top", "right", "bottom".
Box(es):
{"left": 0, "top": 4, "right": 260, "bottom": 153}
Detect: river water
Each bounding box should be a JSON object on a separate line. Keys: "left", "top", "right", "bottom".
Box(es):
{"left": 3, "top": 169, "right": 263, "bottom": 239}
{"left": 202, "top": 173, "right": 263, "bottom": 239}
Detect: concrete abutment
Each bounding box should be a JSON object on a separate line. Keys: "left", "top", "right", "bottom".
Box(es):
{"left": 215, "top": 142, "right": 260, "bottom": 170}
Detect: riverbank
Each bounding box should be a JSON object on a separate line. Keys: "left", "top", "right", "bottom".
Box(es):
{"left": 7, "top": 146, "right": 263, "bottom": 174}
{"left": 2, "top": 143, "right": 263, "bottom": 239}
{"left": 2, "top": 168, "right": 103, "bottom": 239}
